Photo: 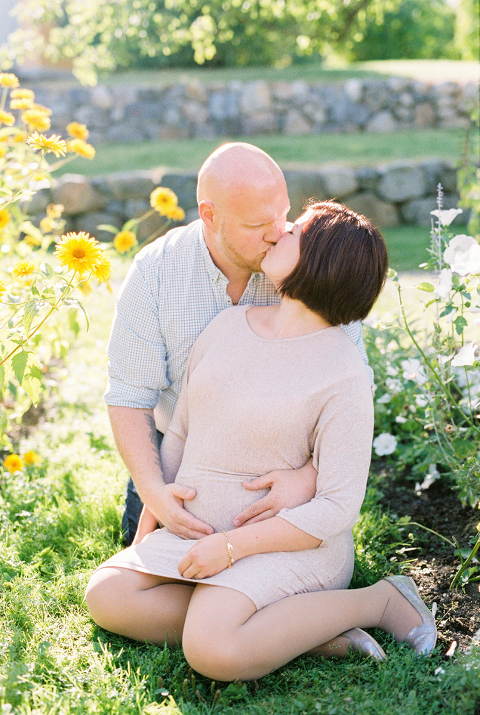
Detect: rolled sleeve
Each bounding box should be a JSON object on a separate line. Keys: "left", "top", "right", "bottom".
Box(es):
{"left": 277, "top": 376, "right": 374, "bottom": 542}
{"left": 104, "top": 257, "right": 169, "bottom": 408}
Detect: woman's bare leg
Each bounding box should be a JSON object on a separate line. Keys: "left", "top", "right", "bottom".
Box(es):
{"left": 85, "top": 567, "right": 194, "bottom": 644}
{"left": 182, "top": 580, "right": 422, "bottom": 681}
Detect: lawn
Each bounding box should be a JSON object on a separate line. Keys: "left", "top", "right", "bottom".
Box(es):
{"left": 62, "top": 128, "right": 473, "bottom": 178}
{"left": 1, "top": 270, "right": 479, "bottom": 715}
{"left": 94, "top": 59, "right": 480, "bottom": 87}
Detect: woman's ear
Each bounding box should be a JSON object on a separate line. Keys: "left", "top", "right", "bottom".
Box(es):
{"left": 198, "top": 200, "right": 216, "bottom": 231}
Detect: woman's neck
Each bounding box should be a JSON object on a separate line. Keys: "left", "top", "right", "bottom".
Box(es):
{"left": 251, "top": 298, "right": 332, "bottom": 339}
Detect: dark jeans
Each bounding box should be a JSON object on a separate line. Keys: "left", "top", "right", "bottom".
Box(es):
{"left": 122, "top": 430, "right": 164, "bottom": 546}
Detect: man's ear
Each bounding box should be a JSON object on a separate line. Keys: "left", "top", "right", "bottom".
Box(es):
{"left": 198, "top": 200, "right": 216, "bottom": 231}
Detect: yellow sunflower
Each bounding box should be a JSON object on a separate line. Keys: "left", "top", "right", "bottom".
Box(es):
{"left": 165, "top": 206, "right": 186, "bottom": 222}
{"left": 40, "top": 217, "right": 54, "bottom": 233}
{"left": 3, "top": 454, "right": 24, "bottom": 473}
{"left": 10, "top": 88, "right": 35, "bottom": 102}
{"left": 21, "top": 109, "right": 51, "bottom": 132}
{"left": 91, "top": 253, "right": 112, "bottom": 283}
{"left": 114, "top": 230, "right": 137, "bottom": 254}
{"left": 54, "top": 232, "right": 102, "bottom": 275}
{"left": 0, "top": 208, "right": 11, "bottom": 229}
{"left": 23, "top": 234, "right": 42, "bottom": 247}
{"left": 10, "top": 97, "right": 34, "bottom": 110}
{"left": 46, "top": 203, "right": 64, "bottom": 219}
{"left": 150, "top": 187, "right": 178, "bottom": 215}
{"left": 27, "top": 132, "right": 67, "bottom": 157}
{"left": 23, "top": 450, "right": 41, "bottom": 465}
{"left": 0, "top": 110, "right": 15, "bottom": 127}
{"left": 33, "top": 103, "right": 52, "bottom": 116}
{"left": 66, "top": 122, "right": 89, "bottom": 140}
{"left": 0, "top": 73, "right": 19, "bottom": 88}
{"left": 12, "top": 260, "right": 36, "bottom": 279}
{"left": 66, "top": 139, "right": 95, "bottom": 160}
{"left": 0, "top": 279, "right": 6, "bottom": 298}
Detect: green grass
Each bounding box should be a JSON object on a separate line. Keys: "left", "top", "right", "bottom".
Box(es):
{"left": 92, "top": 59, "right": 480, "bottom": 87}
{"left": 61, "top": 128, "right": 473, "bottom": 178}
{"left": 383, "top": 225, "right": 432, "bottom": 272}
{"left": 1, "top": 281, "right": 479, "bottom": 715}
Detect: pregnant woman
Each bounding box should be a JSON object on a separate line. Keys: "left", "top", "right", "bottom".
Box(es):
{"left": 86, "top": 201, "right": 436, "bottom": 680}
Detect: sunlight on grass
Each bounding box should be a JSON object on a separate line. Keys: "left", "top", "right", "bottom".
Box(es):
{"left": 59, "top": 128, "right": 471, "bottom": 178}
{"left": 94, "top": 59, "right": 479, "bottom": 87}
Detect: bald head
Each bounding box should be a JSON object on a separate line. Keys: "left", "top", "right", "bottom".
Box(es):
{"left": 197, "top": 142, "right": 286, "bottom": 207}
{"left": 196, "top": 142, "right": 290, "bottom": 279}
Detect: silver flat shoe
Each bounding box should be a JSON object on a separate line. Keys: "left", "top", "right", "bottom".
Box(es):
{"left": 342, "top": 628, "right": 387, "bottom": 661}
{"left": 384, "top": 575, "right": 437, "bottom": 655}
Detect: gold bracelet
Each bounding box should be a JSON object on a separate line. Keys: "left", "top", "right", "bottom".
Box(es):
{"left": 222, "top": 531, "right": 235, "bottom": 568}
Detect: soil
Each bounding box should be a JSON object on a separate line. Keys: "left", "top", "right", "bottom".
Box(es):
{"left": 378, "top": 471, "right": 479, "bottom": 655}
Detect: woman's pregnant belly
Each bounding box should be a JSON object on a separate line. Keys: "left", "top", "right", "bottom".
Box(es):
{"left": 175, "top": 468, "right": 269, "bottom": 533}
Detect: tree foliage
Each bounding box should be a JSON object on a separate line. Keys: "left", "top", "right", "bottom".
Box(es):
{"left": 0, "top": 0, "right": 477, "bottom": 84}
{"left": 348, "top": 0, "right": 459, "bottom": 61}
{"left": 0, "top": 0, "right": 404, "bottom": 84}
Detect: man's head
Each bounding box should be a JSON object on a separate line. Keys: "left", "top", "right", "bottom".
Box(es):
{"left": 197, "top": 143, "right": 290, "bottom": 275}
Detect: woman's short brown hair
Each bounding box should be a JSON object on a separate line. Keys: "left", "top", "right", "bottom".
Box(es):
{"left": 279, "top": 201, "right": 388, "bottom": 326}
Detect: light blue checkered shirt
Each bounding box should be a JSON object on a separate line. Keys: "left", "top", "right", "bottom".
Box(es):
{"left": 105, "top": 220, "right": 373, "bottom": 432}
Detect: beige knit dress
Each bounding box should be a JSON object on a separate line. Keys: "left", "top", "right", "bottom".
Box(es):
{"left": 97, "top": 305, "right": 374, "bottom": 610}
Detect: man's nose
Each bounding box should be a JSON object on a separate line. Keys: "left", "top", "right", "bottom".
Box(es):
{"left": 266, "top": 219, "right": 285, "bottom": 243}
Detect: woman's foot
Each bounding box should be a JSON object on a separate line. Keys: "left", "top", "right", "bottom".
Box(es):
{"left": 310, "top": 628, "right": 386, "bottom": 661}
{"left": 379, "top": 575, "right": 437, "bottom": 655}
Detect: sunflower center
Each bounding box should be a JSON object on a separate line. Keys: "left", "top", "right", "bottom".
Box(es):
{"left": 73, "top": 248, "right": 86, "bottom": 259}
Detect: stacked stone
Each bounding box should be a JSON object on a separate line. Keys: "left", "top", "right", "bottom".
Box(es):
{"left": 25, "top": 159, "right": 466, "bottom": 241}
{"left": 30, "top": 77, "right": 477, "bottom": 144}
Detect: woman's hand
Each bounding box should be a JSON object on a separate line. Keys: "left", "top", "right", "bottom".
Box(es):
{"left": 178, "top": 532, "right": 232, "bottom": 579}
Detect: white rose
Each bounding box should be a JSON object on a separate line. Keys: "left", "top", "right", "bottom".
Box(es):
{"left": 373, "top": 433, "right": 397, "bottom": 456}
{"left": 430, "top": 208, "right": 463, "bottom": 226}
{"left": 444, "top": 235, "right": 480, "bottom": 276}
{"left": 451, "top": 342, "right": 478, "bottom": 367}
{"left": 434, "top": 268, "right": 452, "bottom": 300}
{"left": 401, "top": 358, "right": 427, "bottom": 385}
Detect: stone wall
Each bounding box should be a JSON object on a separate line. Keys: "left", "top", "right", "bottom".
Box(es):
{"left": 28, "top": 159, "right": 465, "bottom": 241}
{"left": 29, "top": 77, "right": 477, "bottom": 143}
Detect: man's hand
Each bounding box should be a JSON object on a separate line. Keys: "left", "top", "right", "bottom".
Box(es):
{"left": 178, "top": 532, "right": 231, "bottom": 579}
{"left": 233, "top": 460, "right": 318, "bottom": 527}
{"left": 149, "top": 483, "right": 214, "bottom": 540}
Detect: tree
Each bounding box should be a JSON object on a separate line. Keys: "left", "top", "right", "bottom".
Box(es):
{"left": 0, "top": 0, "right": 404, "bottom": 84}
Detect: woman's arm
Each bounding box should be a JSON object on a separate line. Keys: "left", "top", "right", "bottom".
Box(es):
{"left": 178, "top": 517, "right": 320, "bottom": 579}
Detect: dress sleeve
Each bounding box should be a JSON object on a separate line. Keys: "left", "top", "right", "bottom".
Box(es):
{"left": 104, "top": 254, "right": 169, "bottom": 408}
{"left": 277, "top": 375, "right": 374, "bottom": 542}
{"left": 340, "top": 320, "right": 374, "bottom": 387}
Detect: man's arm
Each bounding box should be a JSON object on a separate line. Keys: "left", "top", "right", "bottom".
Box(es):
{"left": 233, "top": 458, "right": 318, "bottom": 527}
{"left": 108, "top": 405, "right": 214, "bottom": 539}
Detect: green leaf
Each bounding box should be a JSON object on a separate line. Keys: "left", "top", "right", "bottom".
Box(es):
{"left": 0, "top": 407, "right": 7, "bottom": 436}
{"left": 40, "top": 262, "right": 54, "bottom": 278}
{"left": 68, "top": 307, "right": 81, "bottom": 337}
{"left": 96, "top": 224, "right": 120, "bottom": 234}
{"left": 12, "top": 350, "right": 28, "bottom": 384}
{"left": 19, "top": 221, "right": 44, "bottom": 243}
{"left": 417, "top": 282, "right": 435, "bottom": 293}
{"left": 451, "top": 438, "right": 477, "bottom": 458}
{"left": 122, "top": 219, "right": 139, "bottom": 233}
{"left": 454, "top": 315, "right": 468, "bottom": 336}
{"left": 23, "top": 375, "right": 41, "bottom": 405}
{"left": 23, "top": 301, "right": 39, "bottom": 336}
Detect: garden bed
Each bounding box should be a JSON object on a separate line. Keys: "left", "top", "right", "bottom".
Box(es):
{"left": 377, "top": 470, "right": 479, "bottom": 653}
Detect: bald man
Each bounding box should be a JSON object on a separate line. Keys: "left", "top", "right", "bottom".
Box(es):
{"left": 105, "top": 143, "right": 373, "bottom": 545}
